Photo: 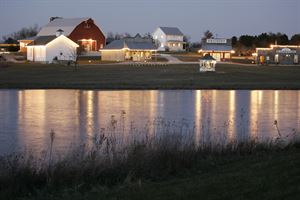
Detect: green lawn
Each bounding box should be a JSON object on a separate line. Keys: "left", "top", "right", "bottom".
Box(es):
{"left": 0, "top": 62, "right": 300, "bottom": 89}
{"left": 20, "top": 146, "right": 300, "bottom": 200}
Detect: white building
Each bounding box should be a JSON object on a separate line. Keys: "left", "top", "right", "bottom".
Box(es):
{"left": 152, "top": 27, "right": 185, "bottom": 52}
{"left": 27, "top": 35, "right": 79, "bottom": 63}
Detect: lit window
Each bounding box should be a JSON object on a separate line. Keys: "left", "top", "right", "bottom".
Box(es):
{"left": 161, "top": 35, "right": 163, "bottom": 39}
{"left": 155, "top": 35, "right": 158, "bottom": 39}
{"left": 178, "top": 43, "right": 180, "bottom": 47}
{"left": 173, "top": 43, "right": 175, "bottom": 47}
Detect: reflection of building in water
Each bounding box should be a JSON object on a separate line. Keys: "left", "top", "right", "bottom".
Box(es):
{"left": 250, "top": 91, "right": 262, "bottom": 138}
{"left": 78, "top": 91, "right": 99, "bottom": 142}
{"left": 274, "top": 90, "right": 279, "bottom": 121}
{"left": 228, "top": 90, "right": 236, "bottom": 140}
{"left": 194, "top": 90, "right": 202, "bottom": 144}
{"left": 17, "top": 90, "right": 46, "bottom": 151}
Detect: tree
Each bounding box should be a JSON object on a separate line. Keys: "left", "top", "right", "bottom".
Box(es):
{"left": 183, "top": 35, "right": 191, "bottom": 51}
{"left": 202, "top": 30, "right": 213, "bottom": 40}
{"left": 239, "top": 35, "right": 256, "bottom": 47}
{"left": 231, "top": 36, "right": 238, "bottom": 47}
{"left": 290, "top": 34, "right": 300, "bottom": 45}
{"left": 2, "top": 24, "right": 39, "bottom": 42}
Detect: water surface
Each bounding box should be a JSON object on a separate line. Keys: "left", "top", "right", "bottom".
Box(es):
{"left": 0, "top": 90, "right": 299, "bottom": 155}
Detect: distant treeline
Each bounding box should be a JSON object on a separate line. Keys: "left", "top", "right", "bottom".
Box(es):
{"left": 231, "top": 32, "right": 300, "bottom": 55}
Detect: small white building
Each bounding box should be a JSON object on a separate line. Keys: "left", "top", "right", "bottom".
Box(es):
{"left": 199, "top": 54, "right": 217, "bottom": 72}
{"left": 152, "top": 27, "right": 185, "bottom": 52}
{"left": 27, "top": 35, "right": 79, "bottom": 63}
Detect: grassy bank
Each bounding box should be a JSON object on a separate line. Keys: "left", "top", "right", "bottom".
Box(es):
{"left": 0, "top": 62, "right": 300, "bottom": 89}
{"left": 1, "top": 133, "right": 300, "bottom": 200}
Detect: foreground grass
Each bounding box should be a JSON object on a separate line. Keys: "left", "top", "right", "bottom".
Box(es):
{"left": 1, "top": 135, "right": 300, "bottom": 200}
{"left": 37, "top": 148, "right": 300, "bottom": 200}
{"left": 0, "top": 62, "right": 300, "bottom": 89}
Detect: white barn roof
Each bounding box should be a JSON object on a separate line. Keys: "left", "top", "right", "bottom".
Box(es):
{"left": 37, "top": 17, "right": 90, "bottom": 36}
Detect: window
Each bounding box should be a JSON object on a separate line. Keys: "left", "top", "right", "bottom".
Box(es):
{"left": 84, "top": 22, "right": 91, "bottom": 29}
{"left": 178, "top": 43, "right": 180, "bottom": 47}
{"left": 161, "top": 35, "right": 164, "bottom": 39}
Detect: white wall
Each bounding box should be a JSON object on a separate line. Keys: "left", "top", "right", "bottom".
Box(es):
{"left": 46, "top": 36, "right": 78, "bottom": 63}
{"left": 101, "top": 51, "right": 125, "bottom": 61}
{"left": 152, "top": 28, "right": 167, "bottom": 51}
{"left": 27, "top": 46, "right": 46, "bottom": 62}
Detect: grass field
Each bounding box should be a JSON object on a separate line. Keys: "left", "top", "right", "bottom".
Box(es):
{"left": 0, "top": 62, "right": 300, "bottom": 89}
{"left": 1, "top": 137, "right": 300, "bottom": 200}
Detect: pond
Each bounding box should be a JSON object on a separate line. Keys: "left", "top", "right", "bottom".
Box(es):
{"left": 0, "top": 90, "right": 299, "bottom": 155}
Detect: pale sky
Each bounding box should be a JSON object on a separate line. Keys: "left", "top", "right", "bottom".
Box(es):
{"left": 0, "top": 0, "right": 299, "bottom": 42}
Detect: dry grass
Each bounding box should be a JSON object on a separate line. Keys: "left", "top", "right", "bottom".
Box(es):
{"left": 0, "top": 116, "right": 299, "bottom": 199}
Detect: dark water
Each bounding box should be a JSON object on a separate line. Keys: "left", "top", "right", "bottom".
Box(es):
{"left": 0, "top": 90, "right": 299, "bottom": 155}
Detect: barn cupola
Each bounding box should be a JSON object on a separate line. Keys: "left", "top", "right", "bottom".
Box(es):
{"left": 56, "top": 29, "right": 64, "bottom": 37}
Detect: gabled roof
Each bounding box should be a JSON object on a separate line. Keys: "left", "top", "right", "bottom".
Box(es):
{"left": 159, "top": 27, "right": 184, "bottom": 36}
{"left": 102, "top": 35, "right": 156, "bottom": 50}
{"left": 201, "top": 38, "right": 233, "bottom": 52}
{"left": 27, "top": 36, "right": 57, "bottom": 46}
{"left": 37, "top": 17, "right": 90, "bottom": 36}
{"left": 200, "top": 54, "right": 216, "bottom": 60}
{"left": 18, "top": 36, "right": 37, "bottom": 41}
{"left": 27, "top": 35, "right": 79, "bottom": 47}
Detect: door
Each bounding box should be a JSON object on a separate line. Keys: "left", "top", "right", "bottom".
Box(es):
{"left": 294, "top": 55, "right": 299, "bottom": 64}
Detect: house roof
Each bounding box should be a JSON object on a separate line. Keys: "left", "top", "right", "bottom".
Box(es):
{"left": 159, "top": 27, "right": 184, "bottom": 36}
{"left": 18, "top": 36, "right": 37, "bottom": 41}
{"left": 37, "top": 17, "right": 90, "bottom": 36}
{"left": 201, "top": 44, "right": 233, "bottom": 52}
{"left": 27, "top": 36, "right": 57, "bottom": 46}
{"left": 200, "top": 54, "right": 216, "bottom": 60}
{"left": 27, "top": 35, "right": 79, "bottom": 47}
{"left": 103, "top": 35, "right": 156, "bottom": 50}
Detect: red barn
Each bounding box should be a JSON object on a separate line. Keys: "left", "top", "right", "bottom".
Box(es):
{"left": 19, "top": 17, "right": 105, "bottom": 53}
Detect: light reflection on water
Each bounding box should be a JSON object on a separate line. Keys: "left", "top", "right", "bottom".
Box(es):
{"left": 0, "top": 90, "right": 299, "bottom": 155}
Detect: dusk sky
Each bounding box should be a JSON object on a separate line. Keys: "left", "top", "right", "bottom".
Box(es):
{"left": 0, "top": 0, "right": 299, "bottom": 42}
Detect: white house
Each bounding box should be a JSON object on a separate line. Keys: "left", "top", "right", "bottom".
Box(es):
{"left": 27, "top": 34, "right": 79, "bottom": 63}
{"left": 152, "top": 27, "right": 185, "bottom": 52}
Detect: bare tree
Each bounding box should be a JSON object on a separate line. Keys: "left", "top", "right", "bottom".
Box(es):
{"left": 68, "top": 46, "right": 83, "bottom": 71}
{"left": 202, "top": 30, "right": 214, "bottom": 40}
{"left": 2, "top": 24, "right": 40, "bottom": 42}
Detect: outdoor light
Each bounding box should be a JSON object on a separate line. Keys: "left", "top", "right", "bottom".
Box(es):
{"left": 231, "top": 50, "right": 235, "bottom": 54}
